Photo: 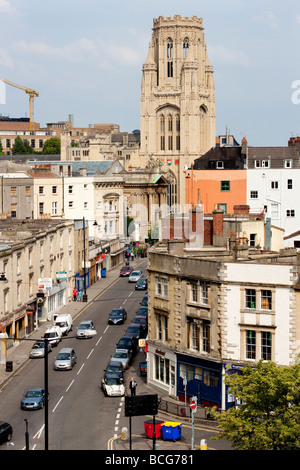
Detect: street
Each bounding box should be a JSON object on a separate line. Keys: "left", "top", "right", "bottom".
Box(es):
{"left": 0, "top": 259, "right": 231, "bottom": 451}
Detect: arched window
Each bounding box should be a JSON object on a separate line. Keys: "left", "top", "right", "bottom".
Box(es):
{"left": 183, "top": 39, "right": 189, "bottom": 58}
{"left": 167, "top": 39, "right": 173, "bottom": 77}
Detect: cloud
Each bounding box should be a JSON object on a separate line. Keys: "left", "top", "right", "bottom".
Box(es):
{"left": 207, "top": 44, "right": 252, "bottom": 67}
{"left": 252, "top": 11, "right": 278, "bottom": 30}
{"left": 12, "top": 37, "right": 142, "bottom": 69}
{"left": 0, "top": 47, "right": 14, "bottom": 68}
{"left": 0, "top": 0, "right": 17, "bottom": 14}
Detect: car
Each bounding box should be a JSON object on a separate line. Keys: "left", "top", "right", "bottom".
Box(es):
{"left": 54, "top": 348, "right": 77, "bottom": 370}
{"left": 140, "top": 294, "right": 148, "bottom": 306}
{"left": 136, "top": 306, "right": 148, "bottom": 318}
{"left": 76, "top": 320, "right": 97, "bottom": 338}
{"left": 29, "top": 340, "right": 52, "bottom": 358}
{"left": 101, "top": 373, "right": 125, "bottom": 397}
{"left": 0, "top": 421, "right": 13, "bottom": 445}
{"left": 21, "top": 388, "right": 46, "bottom": 410}
{"left": 132, "top": 315, "right": 148, "bottom": 336}
{"left": 108, "top": 308, "right": 127, "bottom": 325}
{"left": 126, "top": 323, "right": 143, "bottom": 340}
{"left": 128, "top": 270, "right": 143, "bottom": 283}
{"left": 119, "top": 266, "right": 133, "bottom": 277}
{"left": 135, "top": 278, "right": 148, "bottom": 290}
{"left": 42, "top": 325, "right": 62, "bottom": 346}
{"left": 116, "top": 335, "right": 138, "bottom": 356}
{"left": 111, "top": 349, "right": 131, "bottom": 369}
{"left": 104, "top": 360, "right": 124, "bottom": 379}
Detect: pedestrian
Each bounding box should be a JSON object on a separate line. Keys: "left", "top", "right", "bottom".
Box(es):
{"left": 77, "top": 291, "right": 82, "bottom": 302}
{"left": 131, "top": 251, "right": 134, "bottom": 261}
{"left": 129, "top": 377, "right": 137, "bottom": 396}
{"left": 73, "top": 288, "right": 78, "bottom": 301}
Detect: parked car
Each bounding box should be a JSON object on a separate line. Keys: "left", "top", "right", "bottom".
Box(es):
{"left": 21, "top": 388, "right": 46, "bottom": 410}
{"left": 108, "top": 308, "right": 127, "bottom": 325}
{"left": 116, "top": 335, "right": 138, "bottom": 356}
{"left": 111, "top": 349, "right": 131, "bottom": 369}
{"left": 0, "top": 421, "right": 13, "bottom": 445}
{"left": 132, "top": 315, "right": 148, "bottom": 336}
{"left": 54, "top": 348, "right": 77, "bottom": 370}
{"left": 140, "top": 294, "right": 148, "bottom": 306}
{"left": 126, "top": 323, "right": 143, "bottom": 340}
{"left": 104, "top": 360, "right": 124, "bottom": 379}
{"left": 101, "top": 374, "right": 125, "bottom": 397}
{"left": 135, "top": 278, "right": 148, "bottom": 290}
{"left": 29, "top": 340, "right": 52, "bottom": 358}
{"left": 42, "top": 325, "right": 62, "bottom": 346}
{"left": 136, "top": 306, "right": 148, "bottom": 318}
{"left": 76, "top": 320, "right": 97, "bottom": 338}
{"left": 119, "top": 266, "right": 133, "bottom": 277}
{"left": 128, "top": 270, "right": 143, "bottom": 283}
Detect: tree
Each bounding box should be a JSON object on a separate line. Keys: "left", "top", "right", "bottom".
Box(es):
{"left": 42, "top": 137, "right": 61, "bottom": 155}
{"left": 0, "top": 139, "right": 4, "bottom": 155}
{"left": 212, "top": 360, "right": 300, "bottom": 450}
{"left": 11, "top": 136, "right": 35, "bottom": 155}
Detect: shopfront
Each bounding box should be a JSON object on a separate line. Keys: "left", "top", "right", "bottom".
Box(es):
{"left": 177, "top": 354, "right": 222, "bottom": 409}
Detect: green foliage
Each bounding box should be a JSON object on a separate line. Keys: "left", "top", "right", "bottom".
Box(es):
{"left": 42, "top": 137, "right": 61, "bottom": 155}
{"left": 12, "top": 136, "right": 35, "bottom": 155}
{"left": 126, "top": 216, "right": 135, "bottom": 237}
{"left": 212, "top": 360, "right": 300, "bottom": 450}
{"left": 0, "top": 139, "right": 4, "bottom": 155}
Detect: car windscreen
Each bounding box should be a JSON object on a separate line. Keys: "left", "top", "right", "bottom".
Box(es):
{"left": 56, "top": 353, "right": 71, "bottom": 360}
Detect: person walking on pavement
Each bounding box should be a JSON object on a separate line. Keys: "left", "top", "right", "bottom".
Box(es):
{"left": 129, "top": 377, "right": 137, "bottom": 396}
{"left": 77, "top": 290, "right": 82, "bottom": 302}
{"left": 73, "top": 288, "right": 78, "bottom": 301}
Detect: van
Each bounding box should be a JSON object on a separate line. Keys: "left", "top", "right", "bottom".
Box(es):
{"left": 42, "top": 325, "right": 62, "bottom": 346}
{"left": 54, "top": 347, "right": 77, "bottom": 370}
{"left": 53, "top": 314, "right": 73, "bottom": 335}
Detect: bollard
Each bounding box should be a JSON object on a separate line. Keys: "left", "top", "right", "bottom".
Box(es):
{"left": 200, "top": 438, "right": 207, "bottom": 450}
{"left": 121, "top": 427, "right": 128, "bottom": 440}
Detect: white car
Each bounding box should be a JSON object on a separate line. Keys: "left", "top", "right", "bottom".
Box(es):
{"left": 76, "top": 320, "right": 97, "bottom": 339}
{"left": 111, "top": 349, "right": 131, "bottom": 369}
{"left": 42, "top": 325, "right": 62, "bottom": 346}
{"left": 128, "top": 270, "right": 143, "bottom": 283}
{"left": 101, "top": 374, "right": 125, "bottom": 397}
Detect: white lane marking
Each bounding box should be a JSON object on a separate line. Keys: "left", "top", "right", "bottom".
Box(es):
{"left": 103, "top": 326, "right": 109, "bottom": 334}
{"left": 129, "top": 292, "right": 133, "bottom": 297}
{"left": 33, "top": 424, "right": 45, "bottom": 439}
{"left": 96, "top": 336, "right": 102, "bottom": 345}
{"left": 66, "top": 380, "right": 74, "bottom": 392}
{"left": 77, "top": 363, "right": 85, "bottom": 375}
{"left": 87, "top": 349, "right": 94, "bottom": 359}
{"left": 52, "top": 396, "right": 64, "bottom": 412}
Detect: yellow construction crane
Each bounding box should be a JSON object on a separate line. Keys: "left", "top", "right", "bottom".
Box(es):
{"left": 2, "top": 79, "right": 39, "bottom": 131}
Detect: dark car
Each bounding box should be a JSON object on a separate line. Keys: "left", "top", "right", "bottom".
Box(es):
{"left": 119, "top": 266, "right": 133, "bottom": 277}
{"left": 108, "top": 308, "right": 127, "bottom": 325}
{"left": 126, "top": 323, "right": 143, "bottom": 340}
{"left": 104, "top": 360, "right": 124, "bottom": 379}
{"left": 0, "top": 421, "right": 13, "bottom": 445}
{"left": 140, "top": 294, "right": 148, "bottom": 306}
{"left": 136, "top": 306, "right": 148, "bottom": 318}
{"left": 135, "top": 278, "right": 148, "bottom": 290}
{"left": 132, "top": 315, "right": 148, "bottom": 336}
{"left": 116, "top": 335, "right": 138, "bottom": 356}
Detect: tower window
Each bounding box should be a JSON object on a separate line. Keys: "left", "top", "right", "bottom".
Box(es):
{"left": 183, "top": 41, "right": 189, "bottom": 58}
{"left": 167, "top": 41, "right": 173, "bottom": 77}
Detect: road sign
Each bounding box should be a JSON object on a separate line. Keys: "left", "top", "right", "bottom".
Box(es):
{"left": 190, "top": 396, "right": 197, "bottom": 413}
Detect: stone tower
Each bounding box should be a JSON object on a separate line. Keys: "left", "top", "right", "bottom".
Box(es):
{"left": 140, "top": 15, "right": 215, "bottom": 208}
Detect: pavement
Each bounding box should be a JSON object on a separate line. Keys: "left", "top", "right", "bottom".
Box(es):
{"left": 0, "top": 258, "right": 215, "bottom": 452}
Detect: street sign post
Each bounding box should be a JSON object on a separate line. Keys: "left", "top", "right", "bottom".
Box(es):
{"left": 190, "top": 396, "right": 197, "bottom": 450}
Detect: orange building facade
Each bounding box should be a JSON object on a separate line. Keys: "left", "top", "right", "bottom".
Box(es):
{"left": 185, "top": 168, "right": 247, "bottom": 214}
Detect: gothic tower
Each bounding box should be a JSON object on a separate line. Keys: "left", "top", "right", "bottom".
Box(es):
{"left": 140, "top": 15, "right": 215, "bottom": 208}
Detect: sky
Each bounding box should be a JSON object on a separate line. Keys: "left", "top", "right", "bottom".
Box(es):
{"left": 0, "top": 0, "right": 300, "bottom": 147}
